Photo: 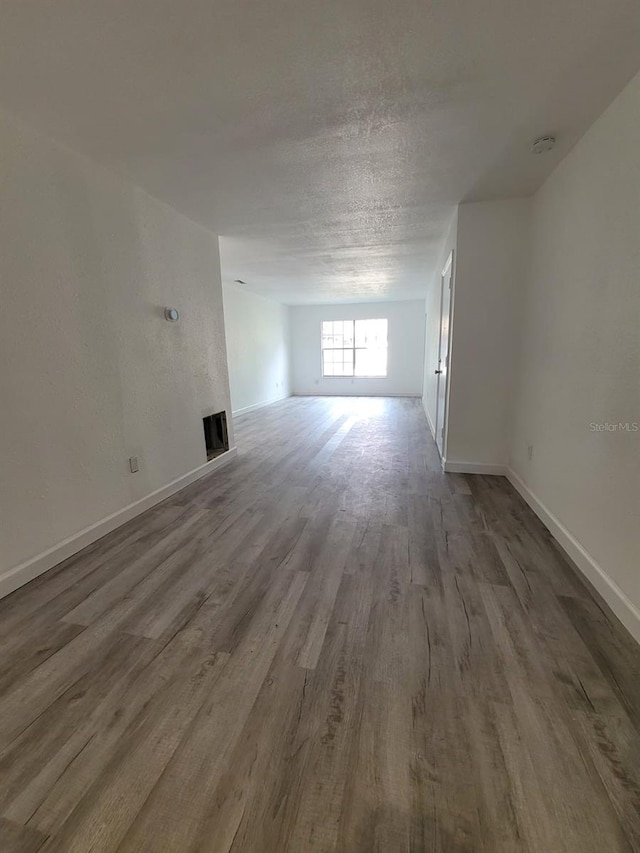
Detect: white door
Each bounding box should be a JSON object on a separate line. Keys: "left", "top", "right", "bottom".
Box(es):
{"left": 434, "top": 251, "right": 453, "bottom": 459}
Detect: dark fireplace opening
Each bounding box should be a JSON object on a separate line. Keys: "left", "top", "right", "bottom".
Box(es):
{"left": 203, "top": 411, "right": 229, "bottom": 461}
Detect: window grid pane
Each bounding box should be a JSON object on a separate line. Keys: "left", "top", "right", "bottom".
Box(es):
{"left": 322, "top": 319, "right": 386, "bottom": 377}
{"left": 355, "top": 347, "right": 387, "bottom": 377}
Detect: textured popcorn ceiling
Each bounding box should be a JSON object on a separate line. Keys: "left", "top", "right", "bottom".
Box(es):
{"left": 1, "top": 0, "right": 639, "bottom": 303}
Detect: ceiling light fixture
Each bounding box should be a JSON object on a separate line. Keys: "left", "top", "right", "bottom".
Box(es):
{"left": 531, "top": 135, "right": 556, "bottom": 154}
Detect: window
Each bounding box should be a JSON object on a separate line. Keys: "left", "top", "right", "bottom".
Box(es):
{"left": 321, "top": 319, "right": 388, "bottom": 377}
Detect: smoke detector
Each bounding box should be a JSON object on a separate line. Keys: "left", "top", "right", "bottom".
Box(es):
{"left": 531, "top": 136, "right": 556, "bottom": 154}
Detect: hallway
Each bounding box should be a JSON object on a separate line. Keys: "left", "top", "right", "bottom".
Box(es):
{"left": 1, "top": 397, "right": 639, "bottom": 852}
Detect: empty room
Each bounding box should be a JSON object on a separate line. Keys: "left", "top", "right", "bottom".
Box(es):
{"left": 1, "top": 1, "right": 639, "bottom": 851}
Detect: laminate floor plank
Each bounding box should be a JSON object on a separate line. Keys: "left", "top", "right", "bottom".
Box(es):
{"left": 0, "top": 503, "right": 192, "bottom": 644}
{"left": 20, "top": 635, "right": 222, "bottom": 838}
{"left": 0, "top": 620, "right": 86, "bottom": 697}
{"left": 575, "top": 710, "right": 640, "bottom": 850}
{"left": 115, "top": 572, "right": 308, "bottom": 853}
{"left": 0, "top": 633, "right": 160, "bottom": 826}
{"left": 0, "top": 818, "right": 47, "bottom": 853}
{"left": 559, "top": 594, "right": 640, "bottom": 729}
{"left": 0, "top": 397, "right": 638, "bottom": 852}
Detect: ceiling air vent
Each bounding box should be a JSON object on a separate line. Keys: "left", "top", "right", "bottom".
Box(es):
{"left": 531, "top": 136, "right": 556, "bottom": 154}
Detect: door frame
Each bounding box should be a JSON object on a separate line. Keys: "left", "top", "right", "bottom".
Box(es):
{"left": 434, "top": 250, "right": 454, "bottom": 465}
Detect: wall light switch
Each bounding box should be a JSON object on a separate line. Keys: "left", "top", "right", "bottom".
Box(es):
{"left": 129, "top": 456, "right": 139, "bottom": 473}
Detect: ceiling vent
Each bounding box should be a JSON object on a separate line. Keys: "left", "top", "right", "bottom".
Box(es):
{"left": 531, "top": 136, "right": 556, "bottom": 154}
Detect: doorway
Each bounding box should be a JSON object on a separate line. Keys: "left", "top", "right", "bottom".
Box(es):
{"left": 434, "top": 251, "right": 453, "bottom": 459}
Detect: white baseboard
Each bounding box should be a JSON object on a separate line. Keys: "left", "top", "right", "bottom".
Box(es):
{"left": 443, "top": 460, "right": 507, "bottom": 475}
{"left": 232, "top": 395, "right": 290, "bottom": 417}
{"left": 292, "top": 392, "right": 421, "bottom": 398}
{"left": 422, "top": 397, "right": 436, "bottom": 440}
{"left": 506, "top": 466, "right": 640, "bottom": 645}
{"left": 0, "top": 448, "right": 238, "bottom": 601}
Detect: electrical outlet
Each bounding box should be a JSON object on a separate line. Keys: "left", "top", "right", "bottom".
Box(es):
{"left": 527, "top": 444, "right": 533, "bottom": 461}
{"left": 129, "top": 456, "right": 139, "bottom": 473}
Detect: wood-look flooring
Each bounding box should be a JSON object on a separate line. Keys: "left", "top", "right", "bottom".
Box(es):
{"left": 1, "top": 396, "right": 639, "bottom": 852}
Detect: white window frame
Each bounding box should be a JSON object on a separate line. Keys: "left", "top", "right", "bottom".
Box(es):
{"left": 321, "top": 319, "right": 388, "bottom": 378}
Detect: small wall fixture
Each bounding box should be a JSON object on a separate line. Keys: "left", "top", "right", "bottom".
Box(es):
{"left": 164, "top": 307, "right": 180, "bottom": 322}
{"left": 234, "top": 279, "right": 246, "bottom": 285}
{"left": 531, "top": 136, "right": 556, "bottom": 154}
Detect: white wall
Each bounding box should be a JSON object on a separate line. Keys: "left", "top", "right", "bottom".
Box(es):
{"left": 421, "top": 74, "right": 640, "bottom": 641}
{"left": 422, "top": 212, "right": 458, "bottom": 439}
{"left": 445, "top": 199, "right": 531, "bottom": 470}
{"left": 509, "top": 70, "right": 640, "bottom": 637}
{"left": 222, "top": 285, "right": 290, "bottom": 415}
{"left": 290, "top": 301, "right": 425, "bottom": 397}
{"left": 0, "top": 110, "right": 234, "bottom": 595}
